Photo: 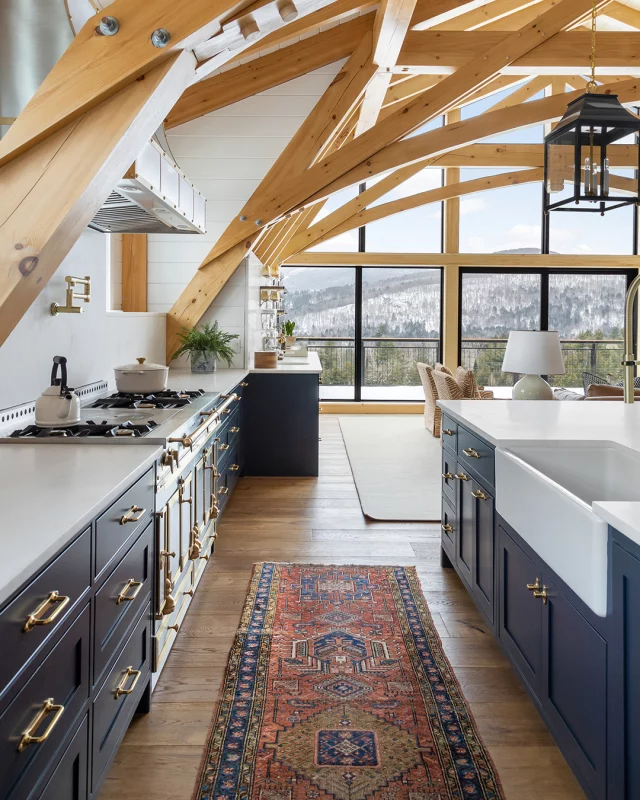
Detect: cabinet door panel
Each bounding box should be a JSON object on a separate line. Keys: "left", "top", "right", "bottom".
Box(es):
{"left": 542, "top": 576, "right": 607, "bottom": 800}
{"left": 441, "top": 497, "right": 456, "bottom": 559}
{"left": 610, "top": 542, "right": 640, "bottom": 800}
{"left": 441, "top": 449, "right": 457, "bottom": 510}
{"left": 456, "top": 475, "right": 474, "bottom": 586}
{"left": 498, "top": 526, "right": 542, "bottom": 693}
{"left": 38, "top": 715, "right": 88, "bottom": 800}
{"left": 473, "top": 481, "right": 494, "bottom": 624}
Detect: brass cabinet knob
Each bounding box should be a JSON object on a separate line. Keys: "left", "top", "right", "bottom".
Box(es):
{"left": 442, "top": 472, "right": 454, "bottom": 480}
{"left": 168, "top": 623, "right": 180, "bottom": 633}
{"left": 441, "top": 523, "right": 453, "bottom": 533}
{"left": 463, "top": 447, "right": 481, "bottom": 459}
{"left": 230, "top": 464, "right": 240, "bottom": 471}
{"left": 471, "top": 489, "right": 487, "bottom": 500}
{"left": 23, "top": 591, "right": 70, "bottom": 632}
{"left": 240, "top": 382, "right": 249, "bottom": 387}
{"left": 526, "top": 577, "right": 541, "bottom": 591}
{"left": 442, "top": 428, "right": 454, "bottom": 436}
{"left": 160, "top": 550, "right": 176, "bottom": 559}
{"left": 454, "top": 473, "right": 469, "bottom": 481}
{"left": 219, "top": 443, "right": 230, "bottom": 451}
{"left": 218, "top": 486, "right": 229, "bottom": 495}
{"left": 533, "top": 586, "right": 548, "bottom": 604}
{"left": 230, "top": 427, "right": 240, "bottom": 433}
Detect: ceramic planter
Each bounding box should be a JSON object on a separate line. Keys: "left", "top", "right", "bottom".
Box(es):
{"left": 191, "top": 352, "right": 217, "bottom": 373}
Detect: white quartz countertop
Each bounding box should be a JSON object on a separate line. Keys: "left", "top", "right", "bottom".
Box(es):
{"left": 167, "top": 351, "right": 322, "bottom": 390}
{"left": 0, "top": 444, "right": 161, "bottom": 607}
{"left": 437, "top": 399, "right": 640, "bottom": 545}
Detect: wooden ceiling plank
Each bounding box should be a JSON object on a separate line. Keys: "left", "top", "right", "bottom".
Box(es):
{"left": 0, "top": 51, "right": 194, "bottom": 349}
{"left": 604, "top": 0, "right": 640, "bottom": 28}
{"left": 397, "top": 29, "right": 640, "bottom": 73}
{"left": 0, "top": 0, "right": 242, "bottom": 167}
{"left": 431, "top": 0, "right": 544, "bottom": 31}
{"left": 208, "top": 0, "right": 610, "bottom": 256}
{"left": 410, "top": 0, "right": 492, "bottom": 30}
{"left": 287, "top": 251, "right": 640, "bottom": 266}
{"left": 166, "top": 15, "right": 373, "bottom": 127}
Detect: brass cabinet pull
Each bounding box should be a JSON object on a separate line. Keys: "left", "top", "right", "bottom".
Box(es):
{"left": 230, "top": 426, "right": 240, "bottom": 433}
{"left": 119, "top": 505, "right": 146, "bottom": 525}
{"left": 442, "top": 428, "right": 454, "bottom": 436}
{"left": 200, "top": 553, "right": 210, "bottom": 561}
{"left": 189, "top": 536, "right": 203, "bottom": 560}
{"left": 116, "top": 579, "right": 143, "bottom": 605}
{"left": 114, "top": 667, "right": 141, "bottom": 699}
{"left": 179, "top": 496, "right": 192, "bottom": 506}
{"left": 230, "top": 464, "right": 240, "bottom": 471}
{"left": 240, "top": 382, "right": 249, "bottom": 387}
{"left": 209, "top": 502, "right": 220, "bottom": 519}
{"left": 24, "top": 592, "right": 70, "bottom": 632}
{"left": 18, "top": 698, "right": 65, "bottom": 752}
{"left": 533, "top": 586, "right": 548, "bottom": 604}
{"left": 454, "top": 473, "right": 469, "bottom": 481}
{"left": 441, "top": 523, "right": 453, "bottom": 533}
{"left": 463, "top": 447, "right": 481, "bottom": 459}
{"left": 219, "top": 443, "right": 230, "bottom": 451}
{"left": 471, "top": 489, "right": 487, "bottom": 501}
{"left": 160, "top": 550, "right": 176, "bottom": 559}
{"left": 526, "top": 577, "right": 542, "bottom": 591}
{"left": 442, "top": 472, "right": 454, "bottom": 480}
{"left": 184, "top": 589, "right": 195, "bottom": 597}
{"left": 218, "top": 486, "right": 229, "bottom": 495}
{"left": 222, "top": 409, "right": 232, "bottom": 415}
{"left": 168, "top": 623, "right": 180, "bottom": 633}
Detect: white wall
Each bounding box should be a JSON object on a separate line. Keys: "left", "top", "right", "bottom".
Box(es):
{"left": 150, "top": 61, "right": 345, "bottom": 365}
{"left": 0, "top": 230, "right": 166, "bottom": 409}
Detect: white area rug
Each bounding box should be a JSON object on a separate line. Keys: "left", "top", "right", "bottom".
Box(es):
{"left": 338, "top": 415, "right": 442, "bottom": 521}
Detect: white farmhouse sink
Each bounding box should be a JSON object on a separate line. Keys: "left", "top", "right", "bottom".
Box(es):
{"left": 496, "top": 444, "right": 640, "bottom": 617}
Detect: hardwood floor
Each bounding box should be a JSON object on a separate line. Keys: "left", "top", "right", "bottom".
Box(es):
{"left": 99, "top": 416, "right": 586, "bottom": 800}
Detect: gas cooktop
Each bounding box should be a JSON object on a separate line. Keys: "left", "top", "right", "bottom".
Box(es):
{"left": 90, "top": 389, "right": 206, "bottom": 409}
{"left": 10, "top": 419, "right": 160, "bottom": 438}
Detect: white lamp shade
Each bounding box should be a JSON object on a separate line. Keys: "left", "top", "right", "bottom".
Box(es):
{"left": 502, "top": 330, "right": 566, "bottom": 375}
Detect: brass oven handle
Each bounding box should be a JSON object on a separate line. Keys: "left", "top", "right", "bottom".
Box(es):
{"left": 18, "top": 698, "right": 65, "bottom": 752}
{"left": 463, "top": 447, "right": 481, "bottom": 459}
{"left": 114, "top": 666, "right": 141, "bottom": 698}
{"left": 471, "top": 489, "right": 487, "bottom": 500}
{"left": 116, "top": 579, "right": 143, "bottom": 605}
{"left": 441, "top": 523, "right": 453, "bottom": 533}
{"left": 179, "top": 495, "right": 192, "bottom": 505}
{"left": 442, "top": 472, "right": 454, "bottom": 480}
{"left": 219, "top": 443, "right": 230, "bottom": 451}
{"left": 168, "top": 435, "right": 194, "bottom": 451}
{"left": 533, "top": 586, "right": 548, "bottom": 604}
{"left": 527, "top": 577, "right": 542, "bottom": 591}
{"left": 24, "top": 592, "right": 70, "bottom": 632}
{"left": 442, "top": 428, "right": 454, "bottom": 436}
{"left": 221, "top": 393, "right": 239, "bottom": 400}
{"left": 454, "top": 473, "right": 469, "bottom": 481}
{"left": 119, "top": 505, "right": 146, "bottom": 525}
{"left": 230, "top": 427, "right": 240, "bottom": 433}
{"left": 218, "top": 486, "right": 229, "bottom": 495}
{"left": 240, "top": 382, "right": 249, "bottom": 387}
{"left": 230, "top": 464, "right": 240, "bottom": 471}
{"left": 160, "top": 550, "right": 176, "bottom": 559}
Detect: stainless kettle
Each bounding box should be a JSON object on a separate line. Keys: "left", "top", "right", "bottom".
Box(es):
{"left": 35, "top": 356, "right": 82, "bottom": 427}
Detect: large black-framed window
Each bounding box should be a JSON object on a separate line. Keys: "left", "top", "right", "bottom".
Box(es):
{"left": 281, "top": 264, "right": 444, "bottom": 401}
{"left": 458, "top": 268, "right": 635, "bottom": 389}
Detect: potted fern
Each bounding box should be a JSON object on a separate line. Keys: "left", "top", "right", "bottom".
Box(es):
{"left": 283, "top": 319, "right": 296, "bottom": 348}
{"left": 171, "top": 322, "right": 239, "bottom": 373}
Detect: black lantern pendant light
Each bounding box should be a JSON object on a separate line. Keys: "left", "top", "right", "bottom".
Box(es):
{"left": 542, "top": 0, "right": 640, "bottom": 218}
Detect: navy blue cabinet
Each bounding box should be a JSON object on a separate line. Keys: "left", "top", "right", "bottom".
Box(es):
{"left": 609, "top": 539, "right": 640, "bottom": 800}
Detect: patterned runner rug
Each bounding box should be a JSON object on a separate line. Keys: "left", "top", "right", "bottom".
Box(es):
{"left": 194, "top": 564, "right": 504, "bottom": 800}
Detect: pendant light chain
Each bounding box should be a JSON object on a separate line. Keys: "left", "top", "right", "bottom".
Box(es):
{"left": 586, "top": 0, "right": 597, "bottom": 92}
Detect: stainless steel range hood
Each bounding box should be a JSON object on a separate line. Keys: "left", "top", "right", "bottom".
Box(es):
{"left": 89, "top": 138, "right": 207, "bottom": 235}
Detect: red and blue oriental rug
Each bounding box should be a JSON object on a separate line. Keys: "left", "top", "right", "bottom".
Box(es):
{"left": 194, "top": 564, "right": 504, "bottom": 800}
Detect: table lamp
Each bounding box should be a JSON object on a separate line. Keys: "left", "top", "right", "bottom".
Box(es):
{"left": 501, "top": 330, "right": 566, "bottom": 400}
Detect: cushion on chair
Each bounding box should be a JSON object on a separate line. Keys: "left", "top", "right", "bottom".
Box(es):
{"left": 416, "top": 363, "right": 441, "bottom": 437}
{"left": 432, "top": 369, "right": 465, "bottom": 401}
{"left": 435, "top": 363, "right": 454, "bottom": 376}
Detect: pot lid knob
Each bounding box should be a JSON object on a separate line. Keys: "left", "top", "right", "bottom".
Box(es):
{"left": 136, "top": 357, "right": 146, "bottom": 364}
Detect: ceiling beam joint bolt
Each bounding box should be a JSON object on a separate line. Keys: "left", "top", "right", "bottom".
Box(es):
{"left": 96, "top": 16, "right": 119, "bottom": 36}
{"left": 151, "top": 28, "right": 171, "bottom": 48}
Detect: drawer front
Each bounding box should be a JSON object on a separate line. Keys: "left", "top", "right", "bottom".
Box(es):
{"left": 457, "top": 426, "right": 495, "bottom": 489}
{"left": 37, "top": 714, "right": 88, "bottom": 800}
{"left": 0, "top": 606, "right": 90, "bottom": 800}
{"left": 441, "top": 497, "right": 457, "bottom": 558}
{"left": 153, "top": 566, "right": 193, "bottom": 674}
{"left": 0, "top": 528, "right": 90, "bottom": 699}
{"left": 95, "top": 468, "right": 154, "bottom": 579}
{"left": 94, "top": 522, "right": 153, "bottom": 686}
{"left": 92, "top": 610, "right": 151, "bottom": 793}
{"left": 441, "top": 415, "right": 457, "bottom": 452}
{"left": 441, "top": 449, "right": 457, "bottom": 510}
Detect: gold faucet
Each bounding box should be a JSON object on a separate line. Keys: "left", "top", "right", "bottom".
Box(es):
{"left": 51, "top": 276, "right": 91, "bottom": 316}
{"left": 623, "top": 273, "right": 640, "bottom": 403}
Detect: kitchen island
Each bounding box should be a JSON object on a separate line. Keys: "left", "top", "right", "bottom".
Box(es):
{"left": 436, "top": 398, "right": 640, "bottom": 800}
